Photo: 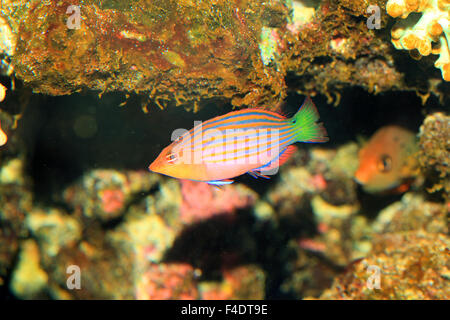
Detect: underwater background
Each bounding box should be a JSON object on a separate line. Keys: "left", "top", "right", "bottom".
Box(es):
{"left": 0, "top": 0, "right": 448, "bottom": 299}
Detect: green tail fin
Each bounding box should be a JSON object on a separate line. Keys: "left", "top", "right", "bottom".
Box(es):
{"left": 291, "top": 97, "right": 329, "bottom": 143}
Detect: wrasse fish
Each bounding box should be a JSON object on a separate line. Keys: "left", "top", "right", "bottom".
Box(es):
{"left": 149, "top": 97, "right": 329, "bottom": 186}
{"left": 354, "top": 125, "right": 419, "bottom": 193}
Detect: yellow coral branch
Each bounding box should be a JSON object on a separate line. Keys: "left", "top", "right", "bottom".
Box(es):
{"left": 387, "top": 0, "right": 450, "bottom": 81}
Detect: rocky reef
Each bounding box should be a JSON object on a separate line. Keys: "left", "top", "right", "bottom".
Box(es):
{"left": 417, "top": 112, "right": 450, "bottom": 197}
{"left": 0, "top": 0, "right": 449, "bottom": 301}
{"left": 1, "top": 0, "right": 289, "bottom": 109}
{"left": 319, "top": 230, "right": 449, "bottom": 299}
{"left": 0, "top": 0, "right": 448, "bottom": 111}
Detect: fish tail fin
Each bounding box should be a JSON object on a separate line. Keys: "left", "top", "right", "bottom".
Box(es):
{"left": 291, "top": 97, "right": 329, "bottom": 143}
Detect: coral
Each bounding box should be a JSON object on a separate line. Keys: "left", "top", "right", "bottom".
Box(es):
{"left": 329, "top": 142, "right": 360, "bottom": 179}
{"left": 220, "top": 265, "right": 266, "bottom": 300}
{"left": 253, "top": 200, "right": 276, "bottom": 221}
{"left": 309, "top": 195, "right": 368, "bottom": 266}
{"left": 26, "top": 208, "right": 82, "bottom": 257}
{"left": 1, "top": 0, "right": 289, "bottom": 109}
{"left": 108, "top": 211, "right": 175, "bottom": 266}
{"left": 64, "top": 169, "right": 159, "bottom": 221}
{"left": 259, "top": 27, "right": 283, "bottom": 66}
{"left": 0, "top": 158, "right": 24, "bottom": 184}
{"left": 318, "top": 230, "right": 450, "bottom": 299}
{"left": 145, "top": 178, "right": 184, "bottom": 230}
{"left": 373, "top": 192, "right": 448, "bottom": 233}
{"left": 312, "top": 195, "right": 359, "bottom": 225}
{"left": 0, "top": 120, "right": 6, "bottom": 146}
{"left": 0, "top": 183, "right": 32, "bottom": 278}
{"left": 286, "top": 0, "right": 318, "bottom": 34}
{"left": 266, "top": 166, "right": 316, "bottom": 214}
{"left": 258, "top": 144, "right": 367, "bottom": 269}
{"left": 136, "top": 263, "right": 199, "bottom": 300}
{"left": 179, "top": 180, "right": 257, "bottom": 224}
{"left": 280, "top": 242, "right": 340, "bottom": 298}
{"left": 0, "top": 85, "right": 8, "bottom": 147}
{"left": 417, "top": 112, "right": 450, "bottom": 196}
{"left": 0, "top": 106, "right": 22, "bottom": 158}
{"left": 301, "top": 58, "right": 404, "bottom": 100}
{"left": 387, "top": 0, "right": 450, "bottom": 81}
{"left": 10, "top": 239, "right": 48, "bottom": 299}
{"left": 266, "top": 145, "right": 358, "bottom": 218}
{"left": 360, "top": 190, "right": 445, "bottom": 259}
{"left": 0, "top": 224, "right": 18, "bottom": 279}
{"left": 338, "top": 0, "right": 388, "bottom": 16}
{"left": 265, "top": 151, "right": 326, "bottom": 217}
{"left": 0, "top": 0, "right": 444, "bottom": 110}
{"left": 199, "top": 265, "right": 266, "bottom": 300}
{"left": 298, "top": 182, "right": 449, "bottom": 300}
{"left": 311, "top": 189, "right": 448, "bottom": 300}
{"left": 0, "top": 168, "right": 31, "bottom": 231}
{"left": 0, "top": 15, "right": 15, "bottom": 76}
{"left": 47, "top": 241, "right": 135, "bottom": 299}
{"left": 283, "top": 0, "right": 410, "bottom": 101}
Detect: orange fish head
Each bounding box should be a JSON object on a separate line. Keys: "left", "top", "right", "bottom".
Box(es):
{"left": 354, "top": 125, "right": 417, "bottom": 193}
{"left": 354, "top": 146, "right": 398, "bottom": 193}
{"left": 149, "top": 143, "right": 207, "bottom": 181}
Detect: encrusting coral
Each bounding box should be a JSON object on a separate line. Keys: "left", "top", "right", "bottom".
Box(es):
{"left": 387, "top": 0, "right": 450, "bottom": 81}
{"left": 1, "top": 0, "right": 446, "bottom": 111}
{"left": 417, "top": 112, "right": 450, "bottom": 197}
{"left": 318, "top": 230, "right": 450, "bottom": 300}
{"left": 0, "top": 0, "right": 290, "bottom": 109}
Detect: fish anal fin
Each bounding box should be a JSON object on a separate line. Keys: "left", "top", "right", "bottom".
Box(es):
{"left": 278, "top": 145, "right": 297, "bottom": 167}
{"left": 207, "top": 179, "right": 234, "bottom": 186}
{"left": 256, "top": 145, "right": 297, "bottom": 172}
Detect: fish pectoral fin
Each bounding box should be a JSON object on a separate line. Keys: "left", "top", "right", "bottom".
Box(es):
{"left": 248, "top": 170, "right": 271, "bottom": 179}
{"left": 207, "top": 179, "right": 234, "bottom": 186}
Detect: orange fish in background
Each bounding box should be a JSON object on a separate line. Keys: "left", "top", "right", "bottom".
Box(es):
{"left": 149, "top": 97, "right": 328, "bottom": 186}
{"left": 354, "top": 125, "right": 419, "bottom": 193}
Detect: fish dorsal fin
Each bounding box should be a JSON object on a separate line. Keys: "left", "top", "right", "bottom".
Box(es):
{"left": 272, "top": 100, "right": 289, "bottom": 118}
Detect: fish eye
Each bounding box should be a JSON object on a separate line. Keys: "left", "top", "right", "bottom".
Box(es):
{"left": 166, "top": 153, "right": 178, "bottom": 163}
{"left": 378, "top": 154, "right": 392, "bottom": 173}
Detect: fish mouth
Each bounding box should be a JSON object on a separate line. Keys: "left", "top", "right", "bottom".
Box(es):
{"left": 148, "top": 161, "right": 157, "bottom": 172}
{"left": 353, "top": 168, "right": 370, "bottom": 185}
